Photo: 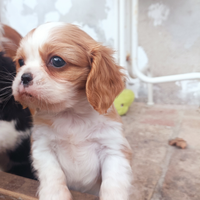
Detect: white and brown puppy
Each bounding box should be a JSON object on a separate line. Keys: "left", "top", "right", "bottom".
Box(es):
{"left": 12, "top": 22, "right": 132, "bottom": 200}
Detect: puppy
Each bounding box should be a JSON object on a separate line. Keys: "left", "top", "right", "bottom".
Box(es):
{"left": 0, "top": 24, "right": 33, "bottom": 179}
{"left": 0, "top": 23, "right": 22, "bottom": 59}
{"left": 12, "top": 22, "right": 132, "bottom": 200}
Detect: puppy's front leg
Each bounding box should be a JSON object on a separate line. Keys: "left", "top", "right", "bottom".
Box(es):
{"left": 100, "top": 149, "right": 132, "bottom": 200}
{"left": 32, "top": 137, "right": 71, "bottom": 200}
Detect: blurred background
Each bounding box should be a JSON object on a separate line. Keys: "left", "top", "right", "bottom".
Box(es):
{"left": 1, "top": 0, "right": 200, "bottom": 106}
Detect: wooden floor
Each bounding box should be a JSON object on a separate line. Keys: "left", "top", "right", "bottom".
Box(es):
{"left": 0, "top": 172, "right": 98, "bottom": 200}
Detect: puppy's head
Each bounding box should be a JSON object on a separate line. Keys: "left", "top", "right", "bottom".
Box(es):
{"left": 12, "top": 22, "right": 124, "bottom": 114}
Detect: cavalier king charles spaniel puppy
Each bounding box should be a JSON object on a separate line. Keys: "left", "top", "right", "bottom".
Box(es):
{"left": 12, "top": 22, "right": 132, "bottom": 200}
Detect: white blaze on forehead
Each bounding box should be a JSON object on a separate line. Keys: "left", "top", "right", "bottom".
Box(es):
{"left": 32, "top": 22, "right": 65, "bottom": 45}
{"left": 21, "top": 22, "right": 65, "bottom": 62}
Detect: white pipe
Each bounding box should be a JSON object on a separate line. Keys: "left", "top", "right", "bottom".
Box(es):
{"left": 130, "top": 0, "right": 200, "bottom": 84}
{"left": 119, "top": 0, "right": 126, "bottom": 69}
{"left": 130, "top": 0, "right": 138, "bottom": 79}
{"left": 119, "top": 0, "right": 137, "bottom": 85}
{"left": 134, "top": 67, "right": 200, "bottom": 83}
{"left": 147, "top": 82, "right": 154, "bottom": 105}
{"left": 147, "top": 72, "right": 154, "bottom": 105}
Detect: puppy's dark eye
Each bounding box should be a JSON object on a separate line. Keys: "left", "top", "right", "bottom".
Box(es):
{"left": 18, "top": 59, "right": 24, "bottom": 67}
{"left": 50, "top": 56, "right": 66, "bottom": 68}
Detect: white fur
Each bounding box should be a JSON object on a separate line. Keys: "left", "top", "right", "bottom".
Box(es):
{"left": 12, "top": 22, "right": 132, "bottom": 200}
{"left": 0, "top": 120, "right": 30, "bottom": 171}
{"left": 31, "top": 100, "right": 132, "bottom": 200}
{"left": 20, "top": 22, "right": 65, "bottom": 64}
{"left": 0, "top": 120, "right": 30, "bottom": 153}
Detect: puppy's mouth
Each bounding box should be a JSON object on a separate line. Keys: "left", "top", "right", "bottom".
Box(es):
{"left": 14, "top": 84, "right": 37, "bottom": 104}
{"left": 21, "top": 92, "right": 33, "bottom": 98}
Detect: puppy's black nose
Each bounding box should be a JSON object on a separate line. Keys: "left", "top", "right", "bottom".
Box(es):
{"left": 21, "top": 73, "right": 33, "bottom": 87}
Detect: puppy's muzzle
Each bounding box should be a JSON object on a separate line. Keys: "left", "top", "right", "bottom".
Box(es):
{"left": 21, "top": 73, "right": 33, "bottom": 87}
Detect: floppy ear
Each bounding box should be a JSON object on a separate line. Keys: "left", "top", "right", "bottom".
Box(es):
{"left": 86, "top": 45, "right": 124, "bottom": 114}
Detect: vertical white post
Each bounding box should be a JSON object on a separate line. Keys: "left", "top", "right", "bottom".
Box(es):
{"left": 130, "top": 0, "right": 138, "bottom": 78}
{"left": 131, "top": 0, "right": 154, "bottom": 105}
{"left": 147, "top": 72, "right": 154, "bottom": 105}
{"left": 119, "top": 0, "right": 126, "bottom": 69}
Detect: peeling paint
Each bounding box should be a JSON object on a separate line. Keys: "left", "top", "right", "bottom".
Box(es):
{"left": 2, "top": 0, "right": 117, "bottom": 47}
{"left": 176, "top": 80, "right": 200, "bottom": 100}
{"left": 148, "top": 3, "right": 170, "bottom": 26}
{"left": 164, "top": 0, "right": 200, "bottom": 49}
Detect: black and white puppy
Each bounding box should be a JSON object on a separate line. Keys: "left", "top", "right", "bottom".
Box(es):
{"left": 0, "top": 51, "right": 33, "bottom": 179}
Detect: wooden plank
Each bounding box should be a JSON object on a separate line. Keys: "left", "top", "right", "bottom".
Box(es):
{"left": 0, "top": 172, "right": 99, "bottom": 200}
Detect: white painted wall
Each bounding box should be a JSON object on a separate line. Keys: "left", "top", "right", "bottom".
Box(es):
{"left": 137, "top": 0, "right": 200, "bottom": 105}
{"left": 1, "top": 0, "right": 118, "bottom": 50}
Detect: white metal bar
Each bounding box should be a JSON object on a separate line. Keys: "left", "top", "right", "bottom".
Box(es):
{"left": 147, "top": 71, "right": 154, "bottom": 105}
{"left": 119, "top": 0, "right": 126, "bottom": 68}
{"left": 130, "top": 0, "right": 200, "bottom": 84}
{"left": 130, "top": 0, "right": 138, "bottom": 79}
{"left": 113, "top": 0, "right": 120, "bottom": 63}
{"left": 119, "top": 0, "right": 138, "bottom": 84}
{"left": 133, "top": 67, "right": 200, "bottom": 83}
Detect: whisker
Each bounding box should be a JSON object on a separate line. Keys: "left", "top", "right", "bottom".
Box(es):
{"left": 0, "top": 94, "right": 12, "bottom": 103}
{"left": 0, "top": 67, "right": 16, "bottom": 78}
{"left": 0, "top": 94, "right": 12, "bottom": 100}
{"left": 1, "top": 96, "right": 12, "bottom": 110}
{"left": 0, "top": 70, "right": 15, "bottom": 75}
{"left": 2, "top": 73, "right": 16, "bottom": 77}
{"left": 0, "top": 76, "right": 15, "bottom": 82}
{"left": 0, "top": 89, "right": 11, "bottom": 94}
{"left": 0, "top": 86, "right": 12, "bottom": 91}
{"left": 0, "top": 81, "right": 12, "bottom": 84}
{"left": 0, "top": 92, "right": 12, "bottom": 98}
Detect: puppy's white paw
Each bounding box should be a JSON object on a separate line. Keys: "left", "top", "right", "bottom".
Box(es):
{"left": 100, "top": 181, "right": 129, "bottom": 200}
{"left": 39, "top": 185, "right": 72, "bottom": 200}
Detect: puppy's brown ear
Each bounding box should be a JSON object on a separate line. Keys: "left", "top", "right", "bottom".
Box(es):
{"left": 86, "top": 45, "right": 124, "bottom": 114}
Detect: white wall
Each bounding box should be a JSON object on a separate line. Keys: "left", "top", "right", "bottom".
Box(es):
{"left": 1, "top": 0, "right": 118, "bottom": 50}
{"left": 136, "top": 0, "right": 200, "bottom": 105}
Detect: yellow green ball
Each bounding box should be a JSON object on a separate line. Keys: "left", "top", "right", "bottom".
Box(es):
{"left": 114, "top": 89, "right": 134, "bottom": 116}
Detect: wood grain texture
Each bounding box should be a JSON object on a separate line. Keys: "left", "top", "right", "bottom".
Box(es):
{"left": 0, "top": 172, "right": 99, "bottom": 200}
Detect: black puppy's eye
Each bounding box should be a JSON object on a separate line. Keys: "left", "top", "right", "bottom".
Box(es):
{"left": 18, "top": 59, "right": 24, "bottom": 67}
{"left": 50, "top": 56, "right": 66, "bottom": 68}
